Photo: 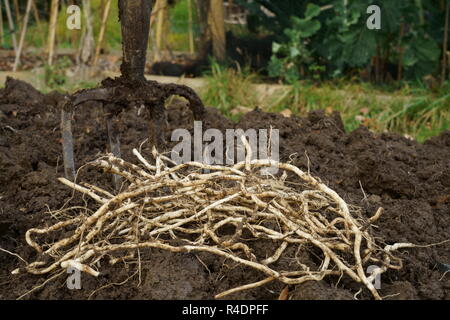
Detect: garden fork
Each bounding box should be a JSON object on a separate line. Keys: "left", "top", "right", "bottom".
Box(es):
{"left": 60, "top": 0, "right": 205, "bottom": 187}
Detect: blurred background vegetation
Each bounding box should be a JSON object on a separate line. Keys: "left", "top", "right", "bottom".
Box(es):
{"left": 0, "top": 0, "right": 448, "bottom": 141}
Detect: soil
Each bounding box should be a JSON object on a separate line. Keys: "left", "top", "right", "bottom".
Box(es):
{"left": 150, "top": 32, "right": 274, "bottom": 78}
{"left": 0, "top": 78, "right": 449, "bottom": 300}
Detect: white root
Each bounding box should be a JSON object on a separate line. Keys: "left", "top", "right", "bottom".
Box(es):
{"left": 16, "top": 142, "right": 424, "bottom": 300}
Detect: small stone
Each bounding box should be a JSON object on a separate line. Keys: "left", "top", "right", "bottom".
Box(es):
{"left": 280, "top": 109, "right": 292, "bottom": 118}
{"left": 230, "top": 106, "right": 252, "bottom": 116}
{"left": 368, "top": 194, "right": 382, "bottom": 204}
{"left": 355, "top": 115, "right": 365, "bottom": 122}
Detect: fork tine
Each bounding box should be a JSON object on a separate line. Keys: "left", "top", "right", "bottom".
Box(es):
{"left": 61, "top": 109, "right": 76, "bottom": 180}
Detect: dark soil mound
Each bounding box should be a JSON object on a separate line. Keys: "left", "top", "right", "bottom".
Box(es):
{"left": 0, "top": 79, "right": 448, "bottom": 300}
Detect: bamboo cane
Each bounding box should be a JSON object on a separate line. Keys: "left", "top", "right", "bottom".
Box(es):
{"left": 12, "top": 0, "right": 21, "bottom": 44}
{"left": 441, "top": 1, "right": 449, "bottom": 86}
{"left": 31, "top": 0, "right": 45, "bottom": 46}
{"left": 78, "top": 0, "right": 95, "bottom": 65}
{"left": 150, "top": 0, "right": 159, "bottom": 27}
{"left": 0, "top": 1, "right": 5, "bottom": 47}
{"left": 4, "top": 0, "right": 17, "bottom": 53}
{"left": 416, "top": 0, "right": 425, "bottom": 25}
{"left": 13, "top": 0, "right": 32, "bottom": 72}
{"left": 93, "top": 0, "right": 112, "bottom": 66}
{"left": 12, "top": 0, "right": 19, "bottom": 20}
{"left": 397, "top": 23, "right": 405, "bottom": 81}
{"left": 209, "top": 0, "right": 226, "bottom": 62}
{"left": 31, "top": 0, "right": 40, "bottom": 25}
{"left": 155, "top": 0, "right": 167, "bottom": 61}
{"left": 194, "top": 0, "right": 210, "bottom": 59}
{"left": 47, "top": 0, "right": 59, "bottom": 65}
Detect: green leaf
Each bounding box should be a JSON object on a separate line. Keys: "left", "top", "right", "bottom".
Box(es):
{"left": 297, "top": 19, "right": 321, "bottom": 38}
{"left": 304, "top": 3, "right": 321, "bottom": 19}
{"left": 403, "top": 46, "right": 418, "bottom": 67}
{"left": 268, "top": 56, "right": 283, "bottom": 78}
{"left": 290, "top": 46, "right": 300, "bottom": 58}
{"left": 413, "top": 38, "right": 440, "bottom": 61}
{"left": 342, "top": 28, "right": 377, "bottom": 67}
{"left": 285, "top": 67, "right": 300, "bottom": 84}
{"left": 284, "top": 28, "right": 297, "bottom": 39}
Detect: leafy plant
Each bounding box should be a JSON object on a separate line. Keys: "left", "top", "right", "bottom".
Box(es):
{"left": 267, "top": 4, "right": 323, "bottom": 84}
{"left": 238, "top": 0, "right": 448, "bottom": 82}
{"left": 201, "top": 60, "right": 259, "bottom": 119}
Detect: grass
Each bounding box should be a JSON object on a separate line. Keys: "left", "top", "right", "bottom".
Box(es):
{"left": 167, "top": 0, "right": 198, "bottom": 52}
{"left": 201, "top": 62, "right": 449, "bottom": 142}
{"left": 200, "top": 61, "right": 259, "bottom": 120}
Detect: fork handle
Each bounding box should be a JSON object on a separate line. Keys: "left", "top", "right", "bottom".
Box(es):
{"left": 118, "top": 0, "right": 153, "bottom": 82}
